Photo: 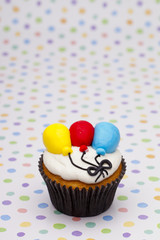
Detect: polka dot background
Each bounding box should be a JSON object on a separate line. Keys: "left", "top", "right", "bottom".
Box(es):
{"left": 0, "top": 0, "right": 160, "bottom": 239}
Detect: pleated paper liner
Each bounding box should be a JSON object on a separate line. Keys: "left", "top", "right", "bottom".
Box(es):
{"left": 38, "top": 155, "right": 126, "bottom": 217}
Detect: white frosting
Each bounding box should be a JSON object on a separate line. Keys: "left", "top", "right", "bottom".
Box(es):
{"left": 43, "top": 147, "right": 121, "bottom": 184}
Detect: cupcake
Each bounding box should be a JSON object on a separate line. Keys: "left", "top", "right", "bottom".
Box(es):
{"left": 39, "top": 120, "right": 126, "bottom": 217}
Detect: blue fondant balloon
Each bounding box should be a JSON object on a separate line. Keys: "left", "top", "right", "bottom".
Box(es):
{"left": 92, "top": 122, "right": 120, "bottom": 155}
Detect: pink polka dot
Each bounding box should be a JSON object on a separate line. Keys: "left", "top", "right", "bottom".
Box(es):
{"left": 22, "top": 163, "right": 31, "bottom": 167}
{"left": 118, "top": 208, "right": 128, "bottom": 212}
{"left": 17, "top": 208, "right": 27, "bottom": 213}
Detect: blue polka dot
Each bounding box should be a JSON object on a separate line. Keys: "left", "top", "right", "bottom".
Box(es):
{"left": 7, "top": 168, "right": 16, "bottom": 173}
{"left": 37, "top": 148, "right": 45, "bottom": 152}
{"left": 125, "top": 149, "right": 133, "bottom": 152}
{"left": 1, "top": 215, "right": 11, "bottom": 221}
{"left": 0, "top": 120, "right": 7, "bottom": 123}
{"left": 137, "top": 202, "right": 148, "bottom": 208}
{"left": 38, "top": 203, "right": 48, "bottom": 209}
{"left": 112, "top": 10, "right": 117, "bottom": 16}
{"left": 79, "top": 20, "right": 85, "bottom": 25}
{"left": 17, "top": 100, "right": 24, "bottom": 104}
{"left": 115, "top": 27, "right": 121, "bottom": 33}
{"left": 131, "top": 189, "right": 140, "bottom": 193}
{"left": 103, "top": 215, "right": 113, "bottom": 221}
{"left": 24, "top": 39, "right": 30, "bottom": 44}
{"left": 145, "top": 21, "right": 151, "bottom": 27}
{"left": 45, "top": 93, "right": 53, "bottom": 97}
{"left": 12, "top": 18, "right": 19, "bottom": 24}
{"left": 48, "top": 26, "right": 55, "bottom": 31}
{"left": 45, "top": 9, "right": 52, "bottom": 14}
{"left": 40, "top": 114, "right": 47, "bottom": 118}
{"left": 91, "top": 40, "right": 97, "bottom": 45}
{"left": 131, "top": 160, "right": 140, "bottom": 164}
{"left": 34, "top": 189, "right": 43, "bottom": 194}
{"left": 13, "top": 132, "right": 20, "bottom": 136}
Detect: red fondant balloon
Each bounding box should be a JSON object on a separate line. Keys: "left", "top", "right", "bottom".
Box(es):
{"left": 69, "top": 121, "right": 94, "bottom": 148}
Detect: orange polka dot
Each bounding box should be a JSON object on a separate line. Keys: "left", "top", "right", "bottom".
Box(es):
{"left": 80, "top": 85, "right": 87, "bottom": 89}
{"left": 79, "top": 58, "right": 85, "bottom": 62}
{"left": 28, "top": 137, "right": 37, "bottom": 141}
{"left": 126, "top": 19, "right": 133, "bottom": 25}
{"left": 1, "top": 114, "right": 8, "bottom": 117}
{"left": 0, "top": 148, "right": 3, "bottom": 151}
{"left": 81, "top": 114, "right": 88, "bottom": 118}
{"left": 15, "top": 32, "right": 21, "bottom": 37}
{"left": 79, "top": 8, "right": 86, "bottom": 14}
{"left": 59, "top": 119, "right": 66, "bottom": 123}
{"left": 146, "top": 154, "right": 155, "bottom": 159}
{"left": 154, "top": 196, "right": 160, "bottom": 201}
{"left": 140, "top": 120, "right": 147, "bottom": 123}
{"left": 145, "top": 9, "right": 151, "bottom": 15}
{"left": 10, "top": 57, "right": 17, "bottom": 61}
{"left": 135, "top": 90, "right": 141, "bottom": 93}
{"left": 13, "top": 6, "right": 20, "bottom": 12}
{"left": 60, "top": 18, "right": 67, "bottom": 24}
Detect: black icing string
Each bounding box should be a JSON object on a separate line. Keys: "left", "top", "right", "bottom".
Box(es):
{"left": 68, "top": 152, "right": 113, "bottom": 183}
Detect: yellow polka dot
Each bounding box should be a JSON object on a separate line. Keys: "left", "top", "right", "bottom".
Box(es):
{"left": 62, "top": 7, "right": 68, "bottom": 13}
{"left": 32, "top": 105, "right": 39, "bottom": 108}
{"left": 8, "top": 96, "right": 14, "bottom": 100}
{"left": 128, "top": 9, "right": 133, "bottom": 14}
{"left": 28, "top": 137, "right": 37, "bottom": 141}
{"left": 57, "top": 238, "right": 67, "bottom": 240}
{"left": 37, "top": 45, "right": 44, "bottom": 50}
{"left": 146, "top": 154, "right": 155, "bottom": 159}
{"left": 35, "top": 75, "right": 41, "bottom": 79}
{"left": 86, "top": 238, "right": 95, "bottom": 240}
{"left": 149, "top": 34, "right": 154, "bottom": 39}
{"left": 15, "top": 32, "right": 21, "bottom": 36}
{"left": 147, "top": 148, "right": 154, "bottom": 151}
{"left": 123, "top": 221, "right": 135, "bottom": 227}
{"left": 25, "top": 174, "right": 35, "bottom": 179}
{"left": 2, "top": 127, "right": 8, "bottom": 130}
{"left": 0, "top": 163, "right": 3, "bottom": 166}
{"left": 154, "top": 196, "right": 160, "bottom": 201}
{"left": 82, "top": 33, "right": 87, "bottom": 38}
{"left": 123, "top": 174, "right": 128, "bottom": 179}
{"left": 80, "top": 85, "right": 87, "bottom": 89}
{"left": 20, "top": 222, "right": 31, "bottom": 227}
{"left": 61, "top": 114, "right": 66, "bottom": 117}
{"left": 111, "top": 105, "right": 118, "bottom": 109}
{"left": 105, "top": 46, "right": 111, "bottom": 51}
{"left": 155, "top": 188, "right": 160, "bottom": 192}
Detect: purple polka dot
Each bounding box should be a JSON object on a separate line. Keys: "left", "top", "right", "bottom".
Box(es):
{"left": 17, "top": 232, "right": 25, "bottom": 237}
{"left": 8, "top": 157, "right": 16, "bottom": 161}
{"left": 137, "top": 1, "right": 143, "bottom": 6}
{"left": 118, "top": 183, "right": 125, "bottom": 188}
{"left": 126, "top": 133, "right": 133, "bottom": 136}
{"left": 36, "top": 215, "right": 46, "bottom": 220}
{"left": 132, "top": 169, "right": 140, "bottom": 174}
{"left": 123, "top": 232, "right": 131, "bottom": 238}
{"left": 2, "top": 200, "right": 12, "bottom": 205}
{"left": 14, "top": 122, "right": 21, "bottom": 126}
{"left": 22, "top": 183, "right": 29, "bottom": 187}
{"left": 72, "top": 231, "right": 82, "bottom": 236}
{"left": 138, "top": 215, "right": 148, "bottom": 220}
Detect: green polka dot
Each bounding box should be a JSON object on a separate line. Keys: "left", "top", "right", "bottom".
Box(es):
{"left": 101, "top": 228, "right": 111, "bottom": 233}
{"left": 9, "top": 141, "right": 17, "bottom": 144}
{"left": 3, "top": 26, "right": 10, "bottom": 32}
{"left": 39, "top": 229, "right": 48, "bottom": 234}
{"left": 109, "top": 119, "right": 117, "bottom": 123}
{"left": 0, "top": 228, "right": 6, "bottom": 232}
{"left": 57, "top": 106, "right": 66, "bottom": 109}
{"left": 19, "top": 195, "right": 30, "bottom": 201}
{"left": 31, "top": 89, "right": 38, "bottom": 92}
{"left": 53, "top": 223, "right": 66, "bottom": 229}
{"left": 59, "top": 47, "right": 66, "bottom": 52}
{"left": 148, "top": 176, "right": 159, "bottom": 182}
{"left": 36, "top": 17, "right": 42, "bottom": 23}
{"left": 70, "top": 27, "right": 77, "bottom": 33}
{"left": 136, "top": 106, "right": 144, "bottom": 110}
{"left": 146, "top": 166, "right": 155, "bottom": 170}
{"left": 102, "top": 19, "right": 108, "bottom": 24}
{"left": 6, "top": 192, "right": 15, "bottom": 196}
{"left": 0, "top": 136, "right": 5, "bottom": 140}
{"left": 155, "top": 209, "right": 160, "bottom": 214}
{"left": 127, "top": 48, "right": 134, "bottom": 52}
{"left": 3, "top": 179, "right": 12, "bottom": 183}
{"left": 24, "top": 153, "right": 33, "bottom": 158}
{"left": 117, "top": 195, "right": 128, "bottom": 201}
{"left": 54, "top": 210, "right": 61, "bottom": 215}
{"left": 153, "top": 125, "right": 160, "bottom": 128}
{"left": 144, "top": 230, "right": 153, "bottom": 234}
{"left": 85, "top": 222, "right": 96, "bottom": 228}
{"left": 142, "top": 139, "right": 151, "bottom": 143}
{"left": 137, "top": 29, "right": 143, "bottom": 34}
{"left": 157, "top": 223, "right": 160, "bottom": 229}
{"left": 28, "top": 119, "right": 36, "bottom": 122}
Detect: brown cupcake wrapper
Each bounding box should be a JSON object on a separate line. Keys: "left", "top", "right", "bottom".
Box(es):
{"left": 38, "top": 154, "right": 126, "bottom": 217}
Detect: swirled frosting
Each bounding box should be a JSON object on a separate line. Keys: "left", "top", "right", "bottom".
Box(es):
{"left": 43, "top": 147, "right": 121, "bottom": 184}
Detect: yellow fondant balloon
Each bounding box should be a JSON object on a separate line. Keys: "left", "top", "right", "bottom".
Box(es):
{"left": 43, "top": 123, "right": 73, "bottom": 156}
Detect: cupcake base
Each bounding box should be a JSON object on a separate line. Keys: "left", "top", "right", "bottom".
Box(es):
{"left": 38, "top": 155, "right": 126, "bottom": 217}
